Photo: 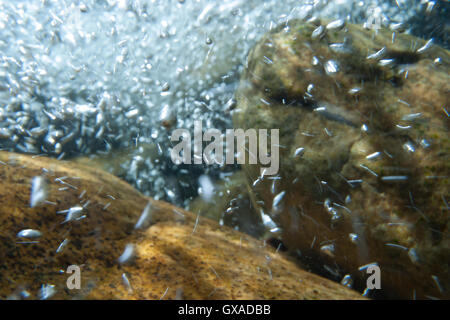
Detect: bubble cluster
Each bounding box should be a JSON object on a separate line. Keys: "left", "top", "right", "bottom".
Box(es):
{"left": 0, "top": 0, "right": 444, "bottom": 206}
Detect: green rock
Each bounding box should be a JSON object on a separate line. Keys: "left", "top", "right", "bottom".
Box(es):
{"left": 234, "top": 19, "right": 449, "bottom": 299}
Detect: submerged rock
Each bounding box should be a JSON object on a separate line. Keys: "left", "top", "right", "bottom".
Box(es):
{"left": 189, "top": 171, "right": 265, "bottom": 239}
{"left": 234, "top": 20, "right": 449, "bottom": 299}
{"left": 0, "top": 152, "right": 363, "bottom": 300}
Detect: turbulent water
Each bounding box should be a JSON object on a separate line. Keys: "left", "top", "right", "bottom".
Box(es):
{"left": 0, "top": 0, "right": 448, "bottom": 206}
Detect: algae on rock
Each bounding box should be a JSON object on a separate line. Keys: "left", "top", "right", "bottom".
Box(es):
{"left": 234, "top": 19, "right": 449, "bottom": 299}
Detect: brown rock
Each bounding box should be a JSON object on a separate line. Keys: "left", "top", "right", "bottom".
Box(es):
{"left": 0, "top": 151, "right": 363, "bottom": 300}
{"left": 234, "top": 20, "right": 449, "bottom": 299}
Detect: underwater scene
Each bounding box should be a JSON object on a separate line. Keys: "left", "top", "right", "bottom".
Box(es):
{"left": 0, "top": 0, "right": 448, "bottom": 301}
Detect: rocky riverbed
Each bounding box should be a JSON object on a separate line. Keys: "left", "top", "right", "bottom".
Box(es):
{"left": 0, "top": 151, "right": 365, "bottom": 299}
{"left": 0, "top": 1, "right": 448, "bottom": 300}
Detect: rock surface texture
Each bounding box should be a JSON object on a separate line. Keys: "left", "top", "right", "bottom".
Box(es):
{"left": 233, "top": 20, "right": 449, "bottom": 299}
{"left": 0, "top": 152, "right": 363, "bottom": 300}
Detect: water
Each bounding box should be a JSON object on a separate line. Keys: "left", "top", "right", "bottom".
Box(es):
{"left": 0, "top": 0, "right": 448, "bottom": 300}
{"left": 0, "top": 0, "right": 447, "bottom": 205}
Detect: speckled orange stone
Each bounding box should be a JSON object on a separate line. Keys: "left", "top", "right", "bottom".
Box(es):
{"left": 0, "top": 152, "right": 363, "bottom": 300}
